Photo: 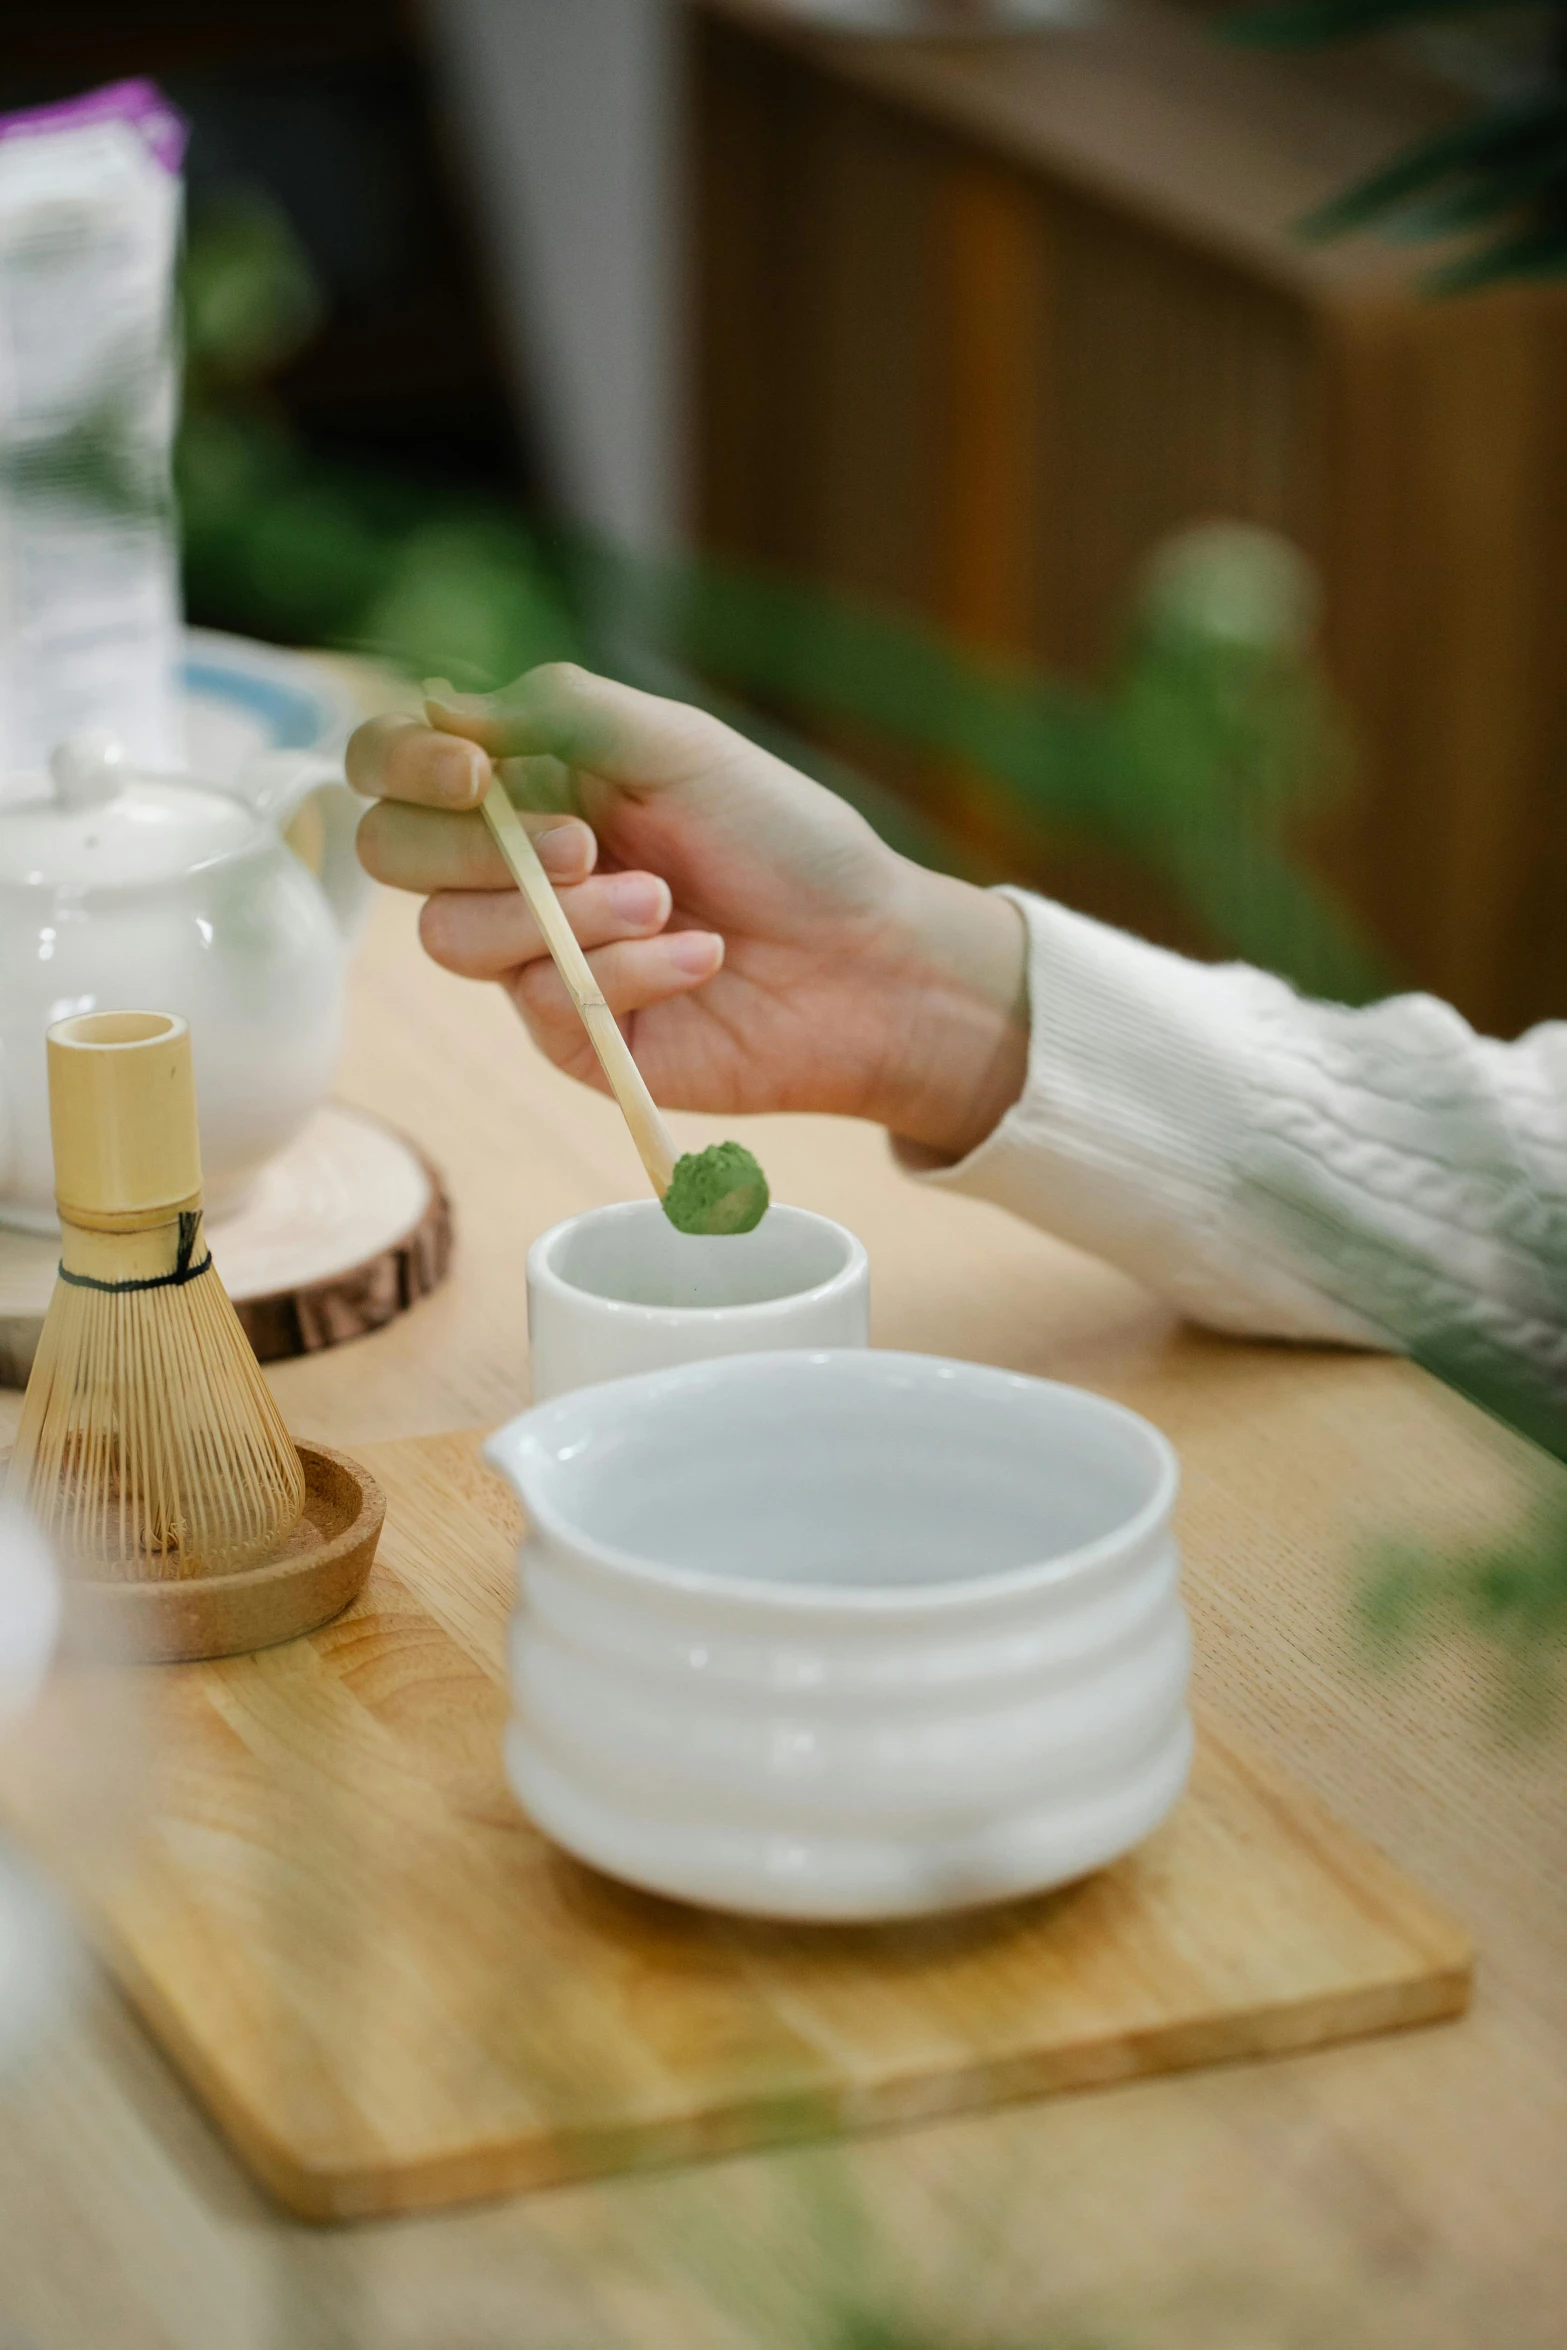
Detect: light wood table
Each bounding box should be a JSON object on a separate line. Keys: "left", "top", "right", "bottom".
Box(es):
{"left": 1, "top": 886, "right": 1563, "bottom": 2350}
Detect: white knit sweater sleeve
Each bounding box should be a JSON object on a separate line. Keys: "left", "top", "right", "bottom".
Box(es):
{"left": 914, "top": 890, "right": 1567, "bottom": 1396}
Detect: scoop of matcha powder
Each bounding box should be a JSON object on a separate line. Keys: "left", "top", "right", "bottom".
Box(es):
{"left": 661, "top": 1140, "right": 770, "bottom": 1236}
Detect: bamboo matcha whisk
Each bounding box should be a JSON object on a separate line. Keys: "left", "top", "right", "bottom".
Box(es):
{"left": 4, "top": 1012, "right": 304, "bottom": 1582}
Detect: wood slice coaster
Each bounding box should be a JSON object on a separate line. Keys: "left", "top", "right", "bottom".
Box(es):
{"left": 0, "top": 1428, "right": 1472, "bottom": 2223}
{"left": 0, "top": 1105, "right": 452, "bottom": 1386}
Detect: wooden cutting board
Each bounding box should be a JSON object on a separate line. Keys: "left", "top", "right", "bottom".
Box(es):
{"left": 2, "top": 1429, "right": 1471, "bottom": 2224}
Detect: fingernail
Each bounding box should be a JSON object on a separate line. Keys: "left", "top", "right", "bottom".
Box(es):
{"left": 435, "top": 741, "right": 486, "bottom": 806}
{"left": 422, "top": 676, "right": 488, "bottom": 712}
{"left": 608, "top": 873, "right": 668, "bottom": 926}
{"left": 536, "top": 820, "right": 591, "bottom": 878}
{"left": 671, "top": 931, "right": 723, "bottom": 977}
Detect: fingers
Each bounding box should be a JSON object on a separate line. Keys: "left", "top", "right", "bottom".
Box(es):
{"left": 422, "top": 663, "right": 735, "bottom": 792}
{"left": 346, "top": 712, "right": 489, "bottom": 809}
{"left": 419, "top": 870, "right": 673, "bottom": 980}
{"left": 346, "top": 696, "right": 594, "bottom": 847}
{"left": 345, "top": 712, "right": 586, "bottom": 829}
{"left": 509, "top": 930, "right": 724, "bottom": 1046}
{"left": 357, "top": 796, "right": 597, "bottom": 894}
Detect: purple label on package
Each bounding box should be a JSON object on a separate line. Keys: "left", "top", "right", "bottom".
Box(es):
{"left": 0, "top": 77, "right": 187, "bottom": 174}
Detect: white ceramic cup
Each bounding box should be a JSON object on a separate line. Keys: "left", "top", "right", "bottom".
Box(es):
{"left": 484, "top": 1349, "right": 1189, "bottom": 1921}
{"left": 525, "top": 1199, "right": 869, "bottom": 1401}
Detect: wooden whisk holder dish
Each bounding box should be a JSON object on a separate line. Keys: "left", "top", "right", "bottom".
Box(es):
{"left": 46, "top": 1441, "right": 385, "bottom": 1665}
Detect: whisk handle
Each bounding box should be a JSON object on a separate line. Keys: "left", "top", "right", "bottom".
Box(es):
{"left": 47, "top": 1011, "right": 202, "bottom": 1225}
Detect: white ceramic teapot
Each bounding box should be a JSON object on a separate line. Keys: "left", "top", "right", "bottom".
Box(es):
{"left": 0, "top": 732, "right": 371, "bottom": 1234}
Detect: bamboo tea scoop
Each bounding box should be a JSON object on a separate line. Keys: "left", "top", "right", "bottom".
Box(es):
{"left": 479, "top": 777, "right": 682, "bottom": 1197}
{"left": 425, "top": 691, "right": 769, "bottom": 1236}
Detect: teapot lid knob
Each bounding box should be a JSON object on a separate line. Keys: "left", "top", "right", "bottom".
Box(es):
{"left": 49, "top": 731, "right": 129, "bottom": 812}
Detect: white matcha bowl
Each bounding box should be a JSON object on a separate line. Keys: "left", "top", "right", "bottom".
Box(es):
{"left": 526, "top": 1200, "right": 869, "bottom": 1401}
{"left": 484, "top": 1350, "right": 1189, "bottom": 1921}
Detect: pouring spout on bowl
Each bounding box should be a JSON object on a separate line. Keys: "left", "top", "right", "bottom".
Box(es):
{"left": 482, "top": 1421, "right": 522, "bottom": 1503}
{"left": 482, "top": 1415, "right": 549, "bottom": 1519}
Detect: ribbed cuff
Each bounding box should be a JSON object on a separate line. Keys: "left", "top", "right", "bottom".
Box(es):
{"left": 898, "top": 890, "right": 1380, "bottom": 1345}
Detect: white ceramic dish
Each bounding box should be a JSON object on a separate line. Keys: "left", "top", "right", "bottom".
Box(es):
{"left": 180, "top": 627, "right": 360, "bottom": 773}
{"left": 526, "top": 1199, "right": 869, "bottom": 1401}
{"left": 485, "top": 1350, "right": 1190, "bottom": 1920}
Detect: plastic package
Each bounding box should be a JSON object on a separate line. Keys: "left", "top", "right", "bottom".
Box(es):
{"left": 0, "top": 79, "right": 187, "bottom": 778}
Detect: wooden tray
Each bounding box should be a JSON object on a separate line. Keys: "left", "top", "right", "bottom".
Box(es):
{"left": 0, "top": 1429, "right": 1471, "bottom": 2223}
{"left": 0, "top": 1104, "right": 451, "bottom": 1385}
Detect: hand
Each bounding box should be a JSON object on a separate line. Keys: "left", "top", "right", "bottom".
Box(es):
{"left": 349, "top": 663, "right": 1028, "bottom": 1161}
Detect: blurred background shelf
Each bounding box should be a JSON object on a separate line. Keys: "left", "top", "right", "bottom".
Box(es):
{"left": 691, "top": 0, "right": 1567, "bottom": 1034}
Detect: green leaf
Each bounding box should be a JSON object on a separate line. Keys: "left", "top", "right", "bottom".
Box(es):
{"left": 1299, "top": 95, "right": 1567, "bottom": 240}
{"left": 182, "top": 191, "right": 325, "bottom": 384}
{"left": 1382, "top": 157, "right": 1567, "bottom": 243}
{"left": 1224, "top": 0, "right": 1501, "bottom": 48}
{"left": 1426, "top": 216, "right": 1567, "bottom": 289}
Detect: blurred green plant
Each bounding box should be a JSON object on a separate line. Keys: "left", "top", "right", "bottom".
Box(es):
{"left": 1220, "top": 0, "right": 1567, "bottom": 1703}
{"left": 176, "top": 191, "right": 1386, "bottom": 1001}
{"left": 647, "top": 2147, "right": 1111, "bottom": 2350}
{"left": 1226, "top": 0, "right": 1567, "bottom": 289}
{"left": 588, "top": 525, "right": 1382, "bottom": 1001}
{"left": 1362, "top": 1493, "right": 1567, "bottom": 1730}
{"left": 181, "top": 189, "right": 325, "bottom": 388}
{"left": 1252, "top": 1149, "right": 1567, "bottom": 1716}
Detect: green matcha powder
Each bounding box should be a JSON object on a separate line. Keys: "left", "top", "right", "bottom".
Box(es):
{"left": 661, "top": 1140, "right": 770, "bottom": 1236}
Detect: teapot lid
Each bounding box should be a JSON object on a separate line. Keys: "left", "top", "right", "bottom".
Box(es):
{"left": 0, "top": 732, "right": 257, "bottom": 892}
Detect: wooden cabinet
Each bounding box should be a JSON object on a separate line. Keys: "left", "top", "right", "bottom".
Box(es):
{"left": 691, "top": 1, "right": 1567, "bottom": 1033}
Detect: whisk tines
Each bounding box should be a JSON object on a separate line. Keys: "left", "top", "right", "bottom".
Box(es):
{"left": 3, "top": 1011, "right": 304, "bottom": 1584}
